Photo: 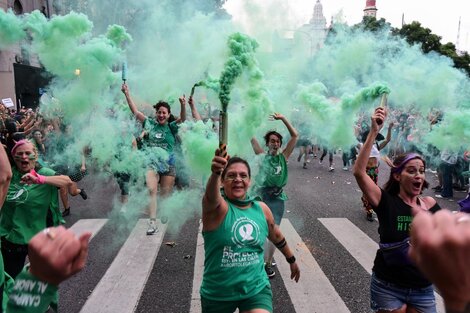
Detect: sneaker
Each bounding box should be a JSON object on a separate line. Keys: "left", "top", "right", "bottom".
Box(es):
{"left": 303, "top": 163, "right": 307, "bottom": 169}
{"left": 62, "top": 207, "right": 70, "bottom": 217}
{"left": 366, "top": 212, "right": 374, "bottom": 222}
{"left": 319, "top": 159, "right": 323, "bottom": 165}
{"left": 342, "top": 166, "right": 348, "bottom": 171}
{"left": 297, "top": 155, "right": 302, "bottom": 162}
{"left": 79, "top": 189, "right": 88, "bottom": 200}
{"left": 435, "top": 194, "right": 454, "bottom": 201}
{"left": 265, "top": 264, "right": 275, "bottom": 278}
{"left": 146, "top": 220, "right": 158, "bottom": 235}
{"left": 313, "top": 154, "right": 317, "bottom": 158}
{"left": 328, "top": 166, "right": 334, "bottom": 172}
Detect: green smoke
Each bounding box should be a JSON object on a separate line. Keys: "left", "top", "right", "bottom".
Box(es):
{"left": 106, "top": 24, "right": 133, "bottom": 47}
{"left": 218, "top": 32, "right": 259, "bottom": 111}
{"left": 297, "top": 82, "right": 390, "bottom": 147}
{"left": 0, "top": 9, "right": 25, "bottom": 48}
{"left": 178, "top": 120, "right": 218, "bottom": 178}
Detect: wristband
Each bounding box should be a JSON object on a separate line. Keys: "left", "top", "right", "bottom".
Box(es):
{"left": 286, "top": 255, "right": 296, "bottom": 264}
{"left": 275, "top": 238, "right": 286, "bottom": 249}
{"left": 31, "top": 169, "right": 46, "bottom": 184}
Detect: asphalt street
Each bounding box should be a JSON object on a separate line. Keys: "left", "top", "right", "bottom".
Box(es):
{"left": 58, "top": 152, "right": 463, "bottom": 313}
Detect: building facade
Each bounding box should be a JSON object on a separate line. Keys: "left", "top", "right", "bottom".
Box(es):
{"left": 0, "top": 0, "right": 53, "bottom": 109}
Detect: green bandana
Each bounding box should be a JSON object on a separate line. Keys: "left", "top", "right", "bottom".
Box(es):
{"left": 220, "top": 188, "right": 261, "bottom": 207}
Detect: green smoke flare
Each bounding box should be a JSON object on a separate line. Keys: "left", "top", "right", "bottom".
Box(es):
{"left": 218, "top": 32, "right": 259, "bottom": 111}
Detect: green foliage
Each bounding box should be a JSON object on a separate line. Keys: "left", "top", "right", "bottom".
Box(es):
{"left": 350, "top": 18, "right": 470, "bottom": 77}
{"left": 392, "top": 21, "right": 441, "bottom": 53}
{"left": 355, "top": 16, "right": 391, "bottom": 33}
{"left": 391, "top": 21, "right": 470, "bottom": 77}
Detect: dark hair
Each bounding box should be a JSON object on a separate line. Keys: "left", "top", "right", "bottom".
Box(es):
{"left": 221, "top": 156, "right": 251, "bottom": 179}
{"left": 264, "top": 131, "right": 283, "bottom": 146}
{"left": 153, "top": 101, "right": 171, "bottom": 113}
{"left": 5, "top": 119, "right": 17, "bottom": 134}
{"left": 383, "top": 153, "right": 429, "bottom": 195}
{"left": 153, "top": 101, "right": 176, "bottom": 123}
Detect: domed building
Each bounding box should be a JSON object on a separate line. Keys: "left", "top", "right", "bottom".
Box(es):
{"left": 293, "top": 0, "right": 329, "bottom": 56}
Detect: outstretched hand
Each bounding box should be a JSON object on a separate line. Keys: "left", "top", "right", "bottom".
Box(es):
{"left": 371, "top": 107, "right": 387, "bottom": 132}
{"left": 121, "top": 83, "right": 129, "bottom": 95}
{"left": 28, "top": 226, "right": 92, "bottom": 286}
{"left": 269, "top": 112, "right": 284, "bottom": 121}
{"left": 179, "top": 95, "right": 186, "bottom": 105}
{"left": 211, "top": 148, "right": 229, "bottom": 175}
{"left": 409, "top": 209, "right": 470, "bottom": 311}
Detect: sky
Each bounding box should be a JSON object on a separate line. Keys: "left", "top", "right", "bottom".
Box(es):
{"left": 225, "top": 0, "right": 470, "bottom": 53}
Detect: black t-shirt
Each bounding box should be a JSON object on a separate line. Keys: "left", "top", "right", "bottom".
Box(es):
{"left": 372, "top": 189, "right": 441, "bottom": 288}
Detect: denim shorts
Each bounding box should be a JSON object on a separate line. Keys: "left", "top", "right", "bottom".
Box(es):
{"left": 370, "top": 273, "right": 436, "bottom": 313}
{"left": 262, "top": 196, "right": 285, "bottom": 225}
{"left": 201, "top": 284, "right": 272, "bottom": 313}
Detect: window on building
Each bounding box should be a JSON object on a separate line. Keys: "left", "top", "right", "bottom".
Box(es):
{"left": 13, "top": 0, "right": 24, "bottom": 15}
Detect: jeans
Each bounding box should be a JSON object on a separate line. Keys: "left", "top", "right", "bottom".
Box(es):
{"left": 370, "top": 273, "right": 436, "bottom": 313}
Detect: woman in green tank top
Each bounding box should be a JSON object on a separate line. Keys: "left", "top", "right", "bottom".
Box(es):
{"left": 200, "top": 150, "right": 300, "bottom": 313}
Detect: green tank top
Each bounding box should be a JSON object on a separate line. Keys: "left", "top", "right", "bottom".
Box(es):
{"left": 257, "top": 153, "right": 288, "bottom": 200}
{"left": 200, "top": 200, "right": 269, "bottom": 301}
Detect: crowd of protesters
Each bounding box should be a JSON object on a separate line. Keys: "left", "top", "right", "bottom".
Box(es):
{"left": 1, "top": 96, "right": 470, "bottom": 313}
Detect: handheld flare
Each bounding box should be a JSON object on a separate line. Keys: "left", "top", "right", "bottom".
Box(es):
{"left": 219, "top": 111, "right": 228, "bottom": 159}
{"left": 122, "top": 62, "right": 127, "bottom": 82}
{"left": 377, "top": 93, "right": 388, "bottom": 125}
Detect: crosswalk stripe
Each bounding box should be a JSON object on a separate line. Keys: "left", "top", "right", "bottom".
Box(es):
{"left": 79, "top": 219, "right": 167, "bottom": 313}
{"left": 318, "top": 218, "right": 377, "bottom": 274}
{"left": 275, "top": 219, "right": 350, "bottom": 313}
{"left": 68, "top": 218, "right": 107, "bottom": 240}
{"left": 189, "top": 221, "right": 204, "bottom": 313}
{"left": 319, "top": 218, "right": 445, "bottom": 313}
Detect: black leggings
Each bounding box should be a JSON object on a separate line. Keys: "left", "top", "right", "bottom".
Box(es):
{"left": 1, "top": 238, "right": 28, "bottom": 279}
{"left": 320, "top": 147, "right": 333, "bottom": 163}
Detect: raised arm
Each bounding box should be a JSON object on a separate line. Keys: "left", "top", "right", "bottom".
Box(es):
{"left": 188, "top": 96, "right": 202, "bottom": 121}
{"left": 353, "top": 107, "right": 386, "bottom": 208}
{"left": 272, "top": 113, "right": 298, "bottom": 159}
{"left": 21, "top": 171, "right": 73, "bottom": 189}
{"left": 202, "top": 149, "right": 228, "bottom": 231}
{"left": 121, "top": 83, "right": 146, "bottom": 123}
{"left": 378, "top": 122, "right": 394, "bottom": 150}
{"left": 262, "top": 202, "right": 300, "bottom": 282}
{"left": 250, "top": 138, "right": 264, "bottom": 155}
{"left": 178, "top": 95, "right": 187, "bottom": 123}
{"left": 19, "top": 112, "right": 34, "bottom": 129}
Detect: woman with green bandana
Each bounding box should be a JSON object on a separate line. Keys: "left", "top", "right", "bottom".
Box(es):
{"left": 0, "top": 143, "right": 91, "bottom": 313}
{"left": 0, "top": 139, "right": 73, "bottom": 279}
{"left": 250, "top": 113, "right": 298, "bottom": 279}
{"left": 200, "top": 150, "right": 300, "bottom": 313}
{"left": 353, "top": 107, "right": 441, "bottom": 313}
{"left": 122, "top": 83, "right": 186, "bottom": 235}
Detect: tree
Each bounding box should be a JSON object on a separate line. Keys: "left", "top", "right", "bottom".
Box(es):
{"left": 393, "top": 21, "right": 470, "bottom": 76}
{"left": 392, "top": 21, "right": 441, "bottom": 53}
{"left": 356, "top": 16, "right": 391, "bottom": 33}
